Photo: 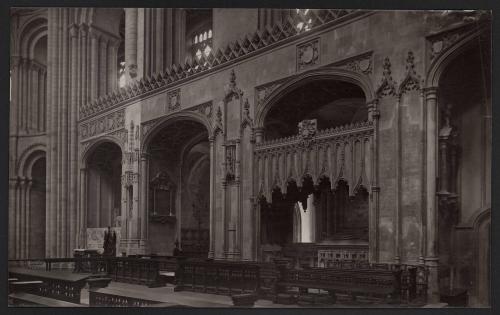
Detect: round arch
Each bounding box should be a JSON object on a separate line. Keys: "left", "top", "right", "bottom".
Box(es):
{"left": 141, "top": 111, "right": 213, "bottom": 153}
{"left": 28, "top": 30, "right": 48, "bottom": 61}
{"left": 255, "top": 67, "right": 375, "bottom": 129}
{"left": 425, "top": 26, "right": 489, "bottom": 88}
{"left": 19, "top": 18, "right": 47, "bottom": 59}
{"left": 17, "top": 143, "right": 46, "bottom": 178}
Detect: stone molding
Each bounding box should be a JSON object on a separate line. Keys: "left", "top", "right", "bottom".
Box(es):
{"left": 78, "top": 10, "right": 362, "bottom": 120}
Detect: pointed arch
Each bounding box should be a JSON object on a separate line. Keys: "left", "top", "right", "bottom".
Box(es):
{"left": 255, "top": 67, "right": 375, "bottom": 129}
{"left": 141, "top": 111, "right": 213, "bottom": 153}
{"left": 425, "top": 24, "right": 489, "bottom": 88}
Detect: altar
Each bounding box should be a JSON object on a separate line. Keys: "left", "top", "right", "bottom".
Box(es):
{"left": 86, "top": 227, "right": 121, "bottom": 256}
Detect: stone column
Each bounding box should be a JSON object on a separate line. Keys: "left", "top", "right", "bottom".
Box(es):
{"left": 89, "top": 28, "right": 99, "bottom": 100}
{"left": 424, "top": 87, "right": 439, "bottom": 303}
{"left": 80, "top": 25, "right": 88, "bottom": 106}
{"left": 125, "top": 8, "right": 138, "bottom": 83}
{"left": 78, "top": 167, "right": 88, "bottom": 248}
{"left": 136, "top": 9, "right": 145, "bottom": 80}
{"left": 154, "top": 8, "right": 164, "bottom": 72}
{"left": 17, "top": 178, "right": 26, "bottom": 259}
{"left": 107, "top": 39, "right": 119, "bottom": 92}
{"left": 173, "top": 9, "right": 186, "bottom": 64}
{"left": 368, "top": 99, "right": 380, "bottom": 262}
{"left": 99, "top": 36, "right": 108, "bottom": 96}
{"left": 254, "top": 127, "right": 264, "bottom": 144}
{"left": 59, "top": 8, "right": 70, "bottom": 257}
{"left": 30, "top": 62, "right": 39, "bottom": 132}
{"left": 208, "top": 136, "right": 215, "bottom": 258}
{"left": 69, "top": 24, "right": 79, "bottom": 253}
{"left": 24, "top": 180, "right": 33, "bottom": 258}
{"left": 10, "top": 56, "right": 20, "bottom": 134}
{"left": 9, "top": 179, "right": 18, "bottom": 259}
{"left": 37, "top": 67, "right": 45, "bottom": 132}
{"left": 139, "top": 153, "right": 149, "bottom": 241}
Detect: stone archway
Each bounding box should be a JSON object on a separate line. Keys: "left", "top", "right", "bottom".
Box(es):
{"left": 145, "top": 119, "right": 211, "bottom": 257}
{"left": 254, "top": 71, "right": 374, "bottom": 265}
{"left": 423, "top": 23, "right": 490, "bottom": 303}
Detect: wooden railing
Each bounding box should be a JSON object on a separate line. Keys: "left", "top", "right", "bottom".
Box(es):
{"left": 175, "top": 258, "right": 276, "bottom": 297}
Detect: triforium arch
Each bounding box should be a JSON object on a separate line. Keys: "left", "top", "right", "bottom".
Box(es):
{"left": 141, "top": 111, "right": 213, "bottom": 258}
{"left": 423, "top": 23, "right": 490, "bottom": 305}
{"left": 10, "top": 145, "right": 47, "bottom": 260}
{"left": 254, "top": 68, "right": 376, "bottom": 265}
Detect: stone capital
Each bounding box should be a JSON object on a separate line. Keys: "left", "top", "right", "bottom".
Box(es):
{"left": 79, "top": 24, "right": 89, "bottom": 37}
{"left": 69, "top": 24, "right": 79, "bottom": 38}
{"left": 10, "top": 56, "right": 21, "bottom": 69}
{"left": 423, "top": 86, "right": 439, "bottom": 100}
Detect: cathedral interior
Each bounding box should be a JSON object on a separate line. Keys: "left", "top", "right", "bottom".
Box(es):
{"left": 8, "top": 8, "right": 491, "bottom": 308}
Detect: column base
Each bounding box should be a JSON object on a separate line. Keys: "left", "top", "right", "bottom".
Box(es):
{"left": 425, "top": 256, "right": 440, "bottom": 303}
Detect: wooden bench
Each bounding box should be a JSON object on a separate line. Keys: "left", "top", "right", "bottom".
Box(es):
{"left": 9, "top": 292, "right": 85, "bottom": 307}
{"left": 276, "top": 266, "right": 402, "bottom": 304}
{"left": 107, "top": 257, "right": 168, "bottom": 287}
{"left": 86, "top": 277, "right": 112, "bottom": 289}
{"left": 231, "top": 293, "right": 258, "bottom": 307}
{"left": 9, "top": 267, "right": 90, "bottom": 304}
{"left": 9, "top": 281, "right": 44, "bottom": 294}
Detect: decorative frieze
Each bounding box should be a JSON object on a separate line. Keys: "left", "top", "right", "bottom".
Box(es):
{"left": 79, "top": 10, "right": 361, "bottom": 120}
{"left": 79, "top": 109, "right": 125, "bottom": 141}
{"left": 297, "top": 38, "right": 320, "bottom": 71}
{"left": 167, "top": 88, "right": 181, "bottom": 112}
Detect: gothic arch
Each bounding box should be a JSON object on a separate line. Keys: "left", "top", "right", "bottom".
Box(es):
{"left": 80, "top": 137, "right": 124, "bottom": 169}
{"left": 425, "top": 25, "right": 489, "bottom": 88}
{"left": 255, "top": 67, "right": 375, "bottom": 129}
{"left": 141, "top": 111, "right": 213, "bottom": 153}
